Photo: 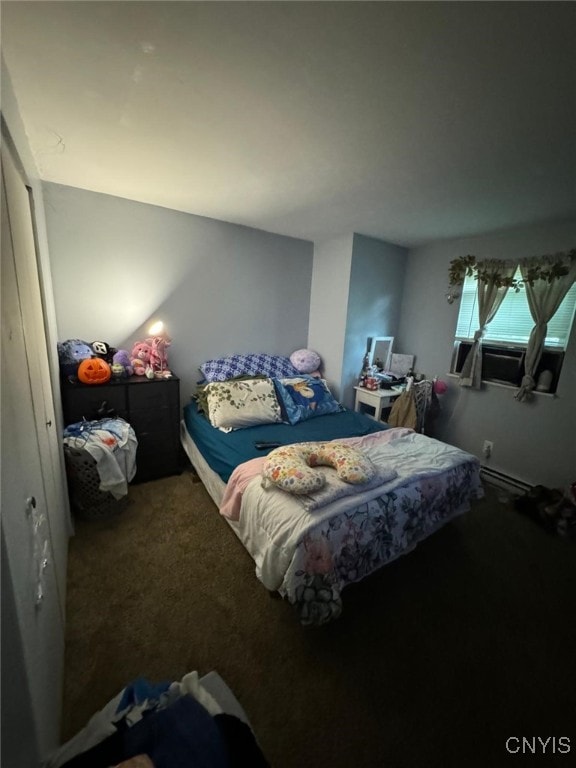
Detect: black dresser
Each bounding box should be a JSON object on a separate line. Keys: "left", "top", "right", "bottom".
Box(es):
{"left": 61, "top": 375, "right": 181, "bottom": 483}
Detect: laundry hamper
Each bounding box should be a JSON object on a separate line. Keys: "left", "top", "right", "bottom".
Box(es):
{"left": 63, "top": 417, "right": 137, "bottom": 520}
{"left": 64, "top": 445, "right": 129, "bottom": 520}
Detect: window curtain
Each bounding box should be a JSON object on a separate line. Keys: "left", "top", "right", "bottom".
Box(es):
{"left": 459, "top": 259, "right": 518, "bottom": 389}
{"left": 515, "top": 252, "right": 576, "bottom": 402}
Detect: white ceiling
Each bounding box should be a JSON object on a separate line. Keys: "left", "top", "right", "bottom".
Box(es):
{"left": 2, "top": 1, "right": 575, "bottom": 247}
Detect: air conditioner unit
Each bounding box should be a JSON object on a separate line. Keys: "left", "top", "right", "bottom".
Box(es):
{"left": 482, "top": 350, "right": 524, "bottom": 386}
{"left": 452, "top": 342, "right": 523, "bottom": 385}
{"left": 452, "top": 341, "right": 564, "bottom": 393}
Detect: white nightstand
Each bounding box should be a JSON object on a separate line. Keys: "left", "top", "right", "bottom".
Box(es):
{"left": 353, "top": 385, "right": 405, "bottom": 421}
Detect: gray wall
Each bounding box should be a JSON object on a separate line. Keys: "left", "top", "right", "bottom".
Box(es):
{"left": 398, "top": 217, "right": 576, "bottom": 488}
{"left": 341, "top": 234, "right": 408, "bottom": 408}
{"left": 43, "top": 183, "right": 313, "bottom": 406}
{"left": 308, "top": 233, "right": 408, "bottom": 407}
{"left": 308, "top": 234, "right": 353, "bottom": 398}
{"left": 36, "top": 184, "right": 576, "bottom": 490}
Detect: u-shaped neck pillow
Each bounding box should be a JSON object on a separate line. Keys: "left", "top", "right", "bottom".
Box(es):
{"left": 262, "top": 441, "right": 375, "bottom": 495}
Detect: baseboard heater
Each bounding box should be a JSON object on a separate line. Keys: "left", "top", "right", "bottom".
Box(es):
{"left": 480, "top": 466, "right": 532, "bottom": 495}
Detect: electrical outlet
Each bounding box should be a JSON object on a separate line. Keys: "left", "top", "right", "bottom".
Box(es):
{"left": 482, "top": 440, "right": 493, "bottom": 459}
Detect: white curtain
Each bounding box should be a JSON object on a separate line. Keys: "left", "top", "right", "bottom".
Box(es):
{"left": 515, "top": 254, "right": 576, "bottom": 402}
{"left": 459, "top": 259, "right": 518, "bottom": 389}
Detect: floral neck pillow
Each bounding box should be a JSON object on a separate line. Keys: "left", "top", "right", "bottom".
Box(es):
{"left": 262, "top": 442, "right": 375, "bottom": 495}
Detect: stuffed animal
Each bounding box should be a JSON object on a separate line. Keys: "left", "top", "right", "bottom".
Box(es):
{"left": 91, "top": 340, "right": 116, "bottom": 363}
{"left": 112, "top": 349, "right": 134, "bottom": 378}
{"left": 131, "top": 341, "right": 152, "bottom": 376}
{"left": 148, "top": 336, "right": 172, "bottom": 376}
{"left": 57, "top": 339, "right": 93, "bottom": 378}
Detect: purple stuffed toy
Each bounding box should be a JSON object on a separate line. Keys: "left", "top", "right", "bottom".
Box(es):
{"left": 290, "top": 348, "right": 322, "bottom": 377}
{"left": 111, "top": 349, "right": 134, "bottom": 378}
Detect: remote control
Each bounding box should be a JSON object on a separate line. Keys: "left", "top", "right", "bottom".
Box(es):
{"left": 254, "top": 441, "right": 282, "bottom": 450}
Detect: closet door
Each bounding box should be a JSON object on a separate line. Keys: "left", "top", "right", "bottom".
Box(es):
{"left": 2, "top": 146, "right": 70, "bottom": 609}
{"left": 1, "top": 148, "right": 65, "bottom": 763}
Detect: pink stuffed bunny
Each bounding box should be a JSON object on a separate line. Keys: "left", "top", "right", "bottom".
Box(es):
{"left": 148, "top": 336, "right": 171, "bottom": 377}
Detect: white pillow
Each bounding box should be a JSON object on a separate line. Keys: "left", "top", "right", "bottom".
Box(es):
{"left": 205, "top": 378, "right": 282, "bottom": 432}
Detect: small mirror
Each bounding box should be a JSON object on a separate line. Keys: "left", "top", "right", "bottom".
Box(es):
{"left": 369, "top": 337, "right": 394, "bottom": 371}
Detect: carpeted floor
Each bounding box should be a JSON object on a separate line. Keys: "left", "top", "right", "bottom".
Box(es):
{"left": 62, "top": 470, "right": 576, "bottom": 767}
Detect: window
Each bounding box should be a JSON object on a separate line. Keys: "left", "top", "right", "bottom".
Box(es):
{"left": 452, "top": 267, "right": 576, "bottom": 391}
{"left": 455, "top": 267, "right": 576, "bottom": 348}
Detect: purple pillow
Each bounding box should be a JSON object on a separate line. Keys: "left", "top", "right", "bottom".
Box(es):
{"left": 290, "top": 348, "right": 322, "bottom": 374}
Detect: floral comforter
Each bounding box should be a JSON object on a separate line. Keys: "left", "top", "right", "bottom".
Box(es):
{"left": 234, "top": 429, "right": 483, "bottom": 625}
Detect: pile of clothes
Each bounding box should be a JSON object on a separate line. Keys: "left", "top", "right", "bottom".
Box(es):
{"left": 514, "top": 483, "right": 576, "bottom": 538}
{"left": 44, "top": 672, "right": 269, "bottom": 768}
{"left": 63, "top": 417, "right": 137, "bottom": 500}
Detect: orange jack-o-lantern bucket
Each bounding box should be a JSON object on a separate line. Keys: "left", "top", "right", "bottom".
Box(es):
{"left": 77, "top": 357, "right": 112, "bottom": 385}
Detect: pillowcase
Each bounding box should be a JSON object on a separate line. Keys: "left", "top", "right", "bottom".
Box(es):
{"left": 273, "top": 376, "right": 342, "bottom": 425}
{"left": 205, "top": 378, "right": 283, "bottom": 432}
{"left": 201, "top": 353, "right": 300, "bottom": 382}
{"left": 192, "top": 374, "right": 266, "bottom": 416}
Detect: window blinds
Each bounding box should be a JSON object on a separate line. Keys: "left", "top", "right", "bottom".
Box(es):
{"left": 455, "top": 267, "right": 576, "bottom": 348}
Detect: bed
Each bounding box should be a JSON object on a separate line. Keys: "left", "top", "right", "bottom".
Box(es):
{"left": 180, "top": 354, "right": 484, "bottom": 626}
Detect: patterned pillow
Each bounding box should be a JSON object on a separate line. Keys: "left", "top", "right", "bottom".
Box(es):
{"left": 262, "top": 442, "right": 375, "bottom": 495}
{"left": 201, "top": 353, "right": 300, "bottom": 382}
{"left": 192, "top": 374, "right": 266, "bottom": 415}
{"left": 205, "top": 378, "right": 282, "bottom": 432}
{"left": 274, "top": 376, "right": 343, "bottom": 425}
